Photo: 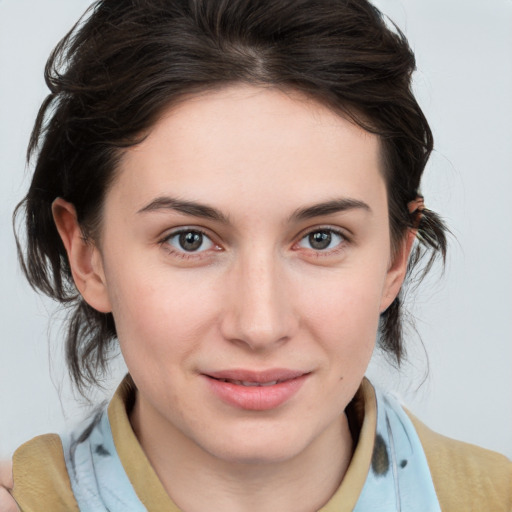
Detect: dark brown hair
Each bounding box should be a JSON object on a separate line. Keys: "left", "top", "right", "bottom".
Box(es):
{"left": 14, "top": 0, "right": 447, "bottom": 394}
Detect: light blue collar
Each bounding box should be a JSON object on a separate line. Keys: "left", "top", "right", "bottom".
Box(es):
{"left": 62, "top": 409, "right": 147, "bottom": 512}
{"left": 353, "top": 388, "right": 441, "bottom": 511}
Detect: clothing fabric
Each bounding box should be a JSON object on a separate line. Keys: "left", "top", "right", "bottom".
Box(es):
{"left": 12, "top": 377, "right": 512, "bottom": 511}
{"left": 59, "top": 385, "right": 440, "bottom": 512}
{"left": 61, "top": 410, "right": 147, "bottom": 511}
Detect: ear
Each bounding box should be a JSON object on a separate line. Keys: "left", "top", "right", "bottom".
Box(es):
{"left": 52, "top": 198, "right": 112, "bottom": 313}
{"left": 379, "top": 228, "right": 416, "bottom": 313}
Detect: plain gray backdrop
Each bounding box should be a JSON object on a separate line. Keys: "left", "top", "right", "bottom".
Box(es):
{"left": 1, "top": 0, "right": 511, "bottom": 459}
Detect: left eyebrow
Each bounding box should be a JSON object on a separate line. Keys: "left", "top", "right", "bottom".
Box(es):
{"left": 137, "top": 196, "right": 230, "bottom": 224}
{"left": 290, "top": 198, "right": 371, "bottom": 222}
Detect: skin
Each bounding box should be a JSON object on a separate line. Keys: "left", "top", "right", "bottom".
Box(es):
{"left": 0, "top": 462, "right": 17, "bottom": 512}
{"left": 52, "top": 85, "right": 414, "bottom": 512}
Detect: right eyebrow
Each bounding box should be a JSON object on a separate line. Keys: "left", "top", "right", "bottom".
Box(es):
{"left": 137, "top": 196, "right": 230, "bottom": 224}
{"left": 290, "top": 197, "right": 371, "bottom": 222}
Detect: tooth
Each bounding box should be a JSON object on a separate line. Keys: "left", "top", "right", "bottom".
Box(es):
{"left": 241, "top": 381, "right": 260, "bottom": 387}
{"left": 218, "top": 379, "right": 281, "bottom": 387}
{"left": 237, "top": 380, "right": 279, "bottom": 387}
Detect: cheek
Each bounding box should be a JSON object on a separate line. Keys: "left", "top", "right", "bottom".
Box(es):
{"left": 298, "top": 269, "right": 385, "bottom": 355}
{"left": 108, "top": 264, "right": 222, "bottom": 364}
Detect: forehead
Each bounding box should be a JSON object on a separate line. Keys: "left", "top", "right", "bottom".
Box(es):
{"left": 110, "top": 85, "right": 385, "bottom": 218}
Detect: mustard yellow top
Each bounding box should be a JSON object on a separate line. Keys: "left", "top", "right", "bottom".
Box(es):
{"left": 12, "top": 378, "right": 512, "bottom": 511}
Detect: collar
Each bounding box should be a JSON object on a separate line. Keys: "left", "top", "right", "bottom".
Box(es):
{"left": 61, "top": 375, "right": 440, "bottom": 511}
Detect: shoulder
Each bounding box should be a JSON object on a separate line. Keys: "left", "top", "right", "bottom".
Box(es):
{"left": 407, "top": 411, "right": 512, "bottom": 512}
{"left": 12, "top": 434, "right": 79, "bottom": 512}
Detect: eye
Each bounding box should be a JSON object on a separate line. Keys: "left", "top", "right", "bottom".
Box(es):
{"left": 297, "top": 229, "right": 345, "bottom": 251}
{"left": 165, "top": 229, "right": 215, "bottom": 253}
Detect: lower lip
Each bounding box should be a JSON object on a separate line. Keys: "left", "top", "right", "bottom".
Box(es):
{"left": 204, "top": 375, "right": 308, "bottom": 411}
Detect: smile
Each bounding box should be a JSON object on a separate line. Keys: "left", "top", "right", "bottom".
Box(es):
{"left": 203, "top": 369, "right": 310, "bottom": 410}
{"left": 215, "top": 379, "right": 282, "bottom": 387}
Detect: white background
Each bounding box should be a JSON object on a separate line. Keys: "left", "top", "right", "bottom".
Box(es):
{"left": 1, "top": 0, "right": 511, "bottom": 460}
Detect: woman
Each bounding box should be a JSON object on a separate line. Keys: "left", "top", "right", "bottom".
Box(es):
{"left": 3, "top": 0, "right": 511, "bottom": 510}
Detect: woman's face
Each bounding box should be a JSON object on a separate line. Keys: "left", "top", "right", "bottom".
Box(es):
{"left": 75, "top": 85, "right": 409, "bottom": 464}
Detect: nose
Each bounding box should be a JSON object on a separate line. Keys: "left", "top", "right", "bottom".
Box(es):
{"left": 220, "top": 248, "right": 298, "bottom": 351}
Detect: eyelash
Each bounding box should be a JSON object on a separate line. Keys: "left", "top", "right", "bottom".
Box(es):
{"left": 158, "top": 226, "right": 350, "bottom": 260}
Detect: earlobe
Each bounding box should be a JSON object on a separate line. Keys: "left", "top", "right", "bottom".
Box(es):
{"left": 52, "top": 198, "right": 112, "bottom": 313}
{"left": 380, "top": 228, "right": 417, "bottom": 313}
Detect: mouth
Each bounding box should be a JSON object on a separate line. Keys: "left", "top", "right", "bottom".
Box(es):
{"left": 203, "top": 369, "right": 310, "bottom": 410}
{"left": 211, "top": 378, "right": 292, "bottom": 387}
{"left": 204, "top": 369, "right": 308, "bottom": 385}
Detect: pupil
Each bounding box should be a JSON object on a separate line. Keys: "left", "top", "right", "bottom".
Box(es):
{"left": 309, "top": 231, "right": 331, "bottom": 250}
{"left": 179, "top": 231, "right": 202, "bottom": 251}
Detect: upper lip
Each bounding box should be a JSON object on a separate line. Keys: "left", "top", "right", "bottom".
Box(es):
{"left": 204, "top": 368, "right": 309, "bottom": 383}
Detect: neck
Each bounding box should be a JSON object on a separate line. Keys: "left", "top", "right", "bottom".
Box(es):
{"left": 130, "top": 396, "right": 354, "bottom": 512}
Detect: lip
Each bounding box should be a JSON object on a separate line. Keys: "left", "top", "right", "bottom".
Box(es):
{"left": 202, "top": 368, "right": 310, "bottom": 411}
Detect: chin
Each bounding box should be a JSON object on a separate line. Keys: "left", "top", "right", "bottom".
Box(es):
{"left": 208, "top": 442, "right": 304, "bottom": 466}
{"left": 197, "top": 422, "right": 317, "bottom": 466}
